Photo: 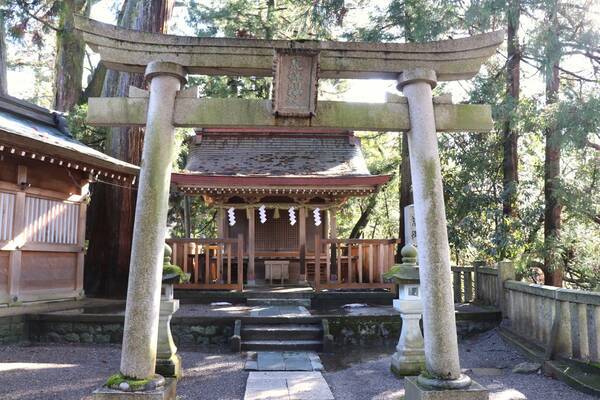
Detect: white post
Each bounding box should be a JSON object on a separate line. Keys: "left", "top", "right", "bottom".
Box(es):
{"left": 398, "top": 68, "right": 469, "bottom": 388}
{"left": 120, "top": 61, "right": 186, "bottom": 379}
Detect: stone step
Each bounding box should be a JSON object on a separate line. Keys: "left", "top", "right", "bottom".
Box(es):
{"left": 247, "top": 298, "right": 311, "bottom": 307}
{"left": 242, "top": 324, "right": 322, "bottom": 340}
{"left": 241, "top": 339, "right": 323, "bottom": 352}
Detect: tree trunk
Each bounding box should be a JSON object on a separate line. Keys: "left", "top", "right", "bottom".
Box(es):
{"left": 80, "top": 63, "right": 106, "bottom": 104}
{"left": 398, "top": 5, "right": 415, "bottom": 259}
{"left": 84, "top": 0, "right": 175, "bottom": 298}
{"left": 502, "top": 0, "right": 520, "bottom": 217}
{"left": 0, "top": 11, "right": 7, "bottom": 96}
{"left": 53, "top": 0, "right": 87, "bottom": 112}
{"left": 350, "top": 196, "right": 378, "bottom": 239}
{"left": 399, "top": 132, "right": 413, "bottom": 244}
{"left": 543, "top": 2, "right": 563, "bottom": 287}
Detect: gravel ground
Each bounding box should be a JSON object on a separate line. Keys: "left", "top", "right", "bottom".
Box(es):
{"left": 0, "top": 344, "right": 247, "bottom": 400}
{"left": 323, "top": 329, "right": 598, "bottom": 400}
{"left": 0, "top": 329, "right": 597, "bottom": 400}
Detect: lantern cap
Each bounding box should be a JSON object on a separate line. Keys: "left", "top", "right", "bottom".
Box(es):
{"left": 384, "top": 264, "right": 420, "bottom": 283}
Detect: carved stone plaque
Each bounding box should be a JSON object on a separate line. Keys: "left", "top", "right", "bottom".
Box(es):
{"left": 272, "top": 49, "right": 319, "bottom": 117}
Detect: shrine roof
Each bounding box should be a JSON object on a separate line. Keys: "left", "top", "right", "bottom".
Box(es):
{"left": 183, "top": 128, "right": 373, "bottom": 178}
{"left": 0, "top": 95, "right": 138, "bottom": 178}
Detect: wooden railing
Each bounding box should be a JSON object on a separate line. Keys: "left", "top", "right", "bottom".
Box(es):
{"left": 313, "top": 235, "right": 398, "bottom": 291}
{"left": 505, "top": 281, "right": 600, "bottom": 363}
{"left": 166, "top": 235, "right": 244, "bottom": 291}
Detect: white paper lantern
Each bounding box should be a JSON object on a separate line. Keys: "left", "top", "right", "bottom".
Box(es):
{"left": 313, "top": 208, "right": 321, "bottom": 226}
{"left": 259, "top": 205, "right": 267, "bottom": 224}
{"left": 227, "top": 207, "right": 236, "bottom": 226}
{"left": 288, "top": 207, "right": 296, "bottom": 226}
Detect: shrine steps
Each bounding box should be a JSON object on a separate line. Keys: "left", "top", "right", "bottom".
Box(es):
{"left": 245, "top": 288, "right": 313, "bottom": 307}
{"left": 241, "top": 320, "right": 325, "bottom": 352}
{"left": 242, "top": 339, "right": 323, "bottom": 351}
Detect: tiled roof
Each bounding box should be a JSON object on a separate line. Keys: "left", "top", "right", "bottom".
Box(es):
{"left": 185, "top": 130, "right": 371, "bottom": 177}
{"left": 0, "top": 95, "right": 138, "bottom": 175}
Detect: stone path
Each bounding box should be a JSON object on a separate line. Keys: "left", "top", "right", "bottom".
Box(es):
{"left": 243, "top": 303, "right": 333, "bottom": 400}
{"left": 244, "top": 352, "right": 332, "bottom": 399}
{"left": 246, "top": 352, "right": 324, "bottom": 371}
{"left": 244, "top": 371, "right": 334, "bottom": 400}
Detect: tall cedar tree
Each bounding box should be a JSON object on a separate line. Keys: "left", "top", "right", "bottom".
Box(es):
{"left": 502, "top": 0, "right": 520, "bottom": 217}
{"left": 53, "top": 0, "right": 87, "bottom": 111}
{"left": 84, "top": 0, "right": 175, "bottom": 297}
{"left": 0, "top": 11, "right": 7, "bottom": 96}
{"left": 542, "top": 0, "right": 563, "bottom": 286}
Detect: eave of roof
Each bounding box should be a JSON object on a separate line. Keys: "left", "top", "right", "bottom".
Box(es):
{"left": 171, "top": 173, "right": 391, "bottom": 188}
{"left": 0, "top": 95, "right": 139, "bottom": 177}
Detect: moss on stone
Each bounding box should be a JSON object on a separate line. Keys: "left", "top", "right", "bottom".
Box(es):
{"left": 105, "top": 373, "right": 152, "bottom": 391}
{"left": 163, "top": 264, "right": 190, "bottom": 283}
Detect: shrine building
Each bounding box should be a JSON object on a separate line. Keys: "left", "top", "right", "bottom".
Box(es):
{"left": 169, "top": 127, "right": 394, "bottom": 290}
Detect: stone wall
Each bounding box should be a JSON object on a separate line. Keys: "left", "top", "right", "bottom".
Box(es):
{"left": 327, "top": 312, "right": 501, "bottom": 345}
{"left": 328, "top": 316, "right": 401, "bottom": 345}
{"left": 0, "top": 315, "right": 26, "bottom": 344}
{"left": 172, "top": 322, "right": 233, "bottom": 346}
{"left": 26, "top": 315, "right": 234, "bottom": 347}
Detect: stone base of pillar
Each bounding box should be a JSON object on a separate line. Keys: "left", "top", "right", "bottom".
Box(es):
{"left": 405, "top": 376, "right": 488, "bottom": 400}
{"left": 246, "top": 279, "right": 256, "bottom": 287}
{"left": 155, "top": 354, "right": 182, "bottom": 380}
{"left": 298, "top": 274, "right": 307, "bottom": 283}
{"left": 390, "top": 349, "right": 425, "bottom": 376}
{"left": 91, "top": 378, "right": 177, "bottom": 400}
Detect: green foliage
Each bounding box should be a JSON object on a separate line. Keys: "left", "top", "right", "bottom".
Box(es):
{"left": 65, "top": 104, "right": 107, "bottom": 151}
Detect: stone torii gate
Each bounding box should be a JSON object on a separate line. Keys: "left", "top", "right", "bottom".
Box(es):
{"left": 76, "top": 16, "right": 503, "bottom": 399}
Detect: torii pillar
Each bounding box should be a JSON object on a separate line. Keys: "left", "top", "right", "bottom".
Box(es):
{"left": 399, "top": 69, "right": 486, "bottom": 397}
{"left": 120, "top": 61, "right": 186, "bottom": 382}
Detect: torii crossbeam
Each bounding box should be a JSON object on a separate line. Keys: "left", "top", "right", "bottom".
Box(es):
{"left": 76, "top": 15, "right": 503, "bottom": 400}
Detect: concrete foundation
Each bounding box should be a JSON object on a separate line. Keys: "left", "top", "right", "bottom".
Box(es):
{"left": 405, "top": 376, "right": 488, "bottom": 400}
{"left": 92, "top": 378, "right": 176, "bottom": 400}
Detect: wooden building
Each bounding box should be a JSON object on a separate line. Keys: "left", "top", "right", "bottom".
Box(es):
{"left": 0, "top": 96, "right": 138, "bottom": 305}
{"left": 170, "top": 127, "right": 396, "bottom": 290}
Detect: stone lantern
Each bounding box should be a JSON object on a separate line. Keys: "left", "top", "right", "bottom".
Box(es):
{"left": 386, "top": 244, "right": 425, "bottom": 376}
{"left": 155, "top": 243, "right": 184, "bottom": 379}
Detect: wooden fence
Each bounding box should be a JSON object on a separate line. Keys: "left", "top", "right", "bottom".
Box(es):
{"left": 313, "top": 236, "right": 398, "bottom": 291}
{"left": 166, "top": 235, "right": 244, "bottom": 291}
{"left": 449, "top": 260, "right": 511, "bottom": 306}
{"left": 505, "top": 281, "right": 600, "bottom": 363}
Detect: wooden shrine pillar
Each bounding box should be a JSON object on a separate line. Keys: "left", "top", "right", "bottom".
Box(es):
{"left": 328, "top": 207, "right": 338, "bottom": 281}
{"left": 299, "top": 206, "right": 307, "bottom": 283}
{"left": 247, "top": 207, "right": 256, "bottom": 286}
{"left": 217, "top": 207, "right": 225, "bottom": 238}
{"left": 328, "top": 207, "right": 338, "bottom": 239}
{"left": 76, "top": 183, "right": 89, "bottom": 296}
{"left": 7, "top": 165, "right": 27, "bottom": 303}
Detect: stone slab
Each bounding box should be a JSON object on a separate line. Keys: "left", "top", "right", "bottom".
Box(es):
{"left": 249, "top": 352, "right": 321, "bottom": 372}
{"left": 284, "top": 356, "right": 313, "bottom": 372}
{"left": 470, "top": 367, "right": 504, "bottom": 377}
{"left": 258, "top": 352, "right": 285, "bottom": 370}
{"left": 250, "top": 306, "right": 310, "bottom": 318}
{"left": 244, "top": 372, "right": 333, "bottom": 400}
{"left": 405, "top": 376, "right": 488, "bottom": 400}
{"left": 91, "top": 378, "right": 176, "bottom": 400}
